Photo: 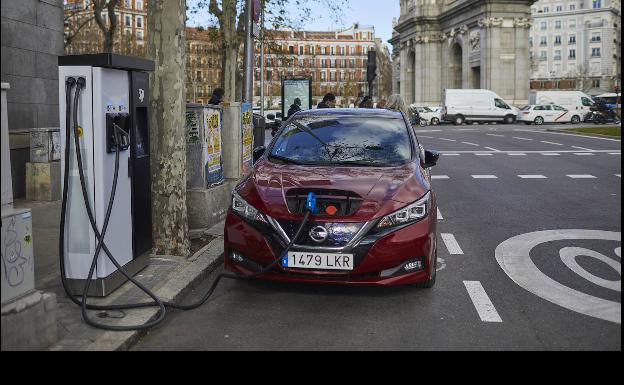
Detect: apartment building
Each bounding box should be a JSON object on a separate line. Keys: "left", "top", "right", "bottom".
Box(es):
{"left": 254, "top": 24, "right": 392, "bottom": 108}
{"left": 530, "top": 0, "right": 621, "bottom": 94}
{"left": 64, "top": 0, "right": 148, "bottom": 56}
{"left": 186, "top": 27, "right": 223, "bottom": 104}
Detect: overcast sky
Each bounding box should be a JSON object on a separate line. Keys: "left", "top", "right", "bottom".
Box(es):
{"left": 187, "top": 0, "right": 400, "bottom": 46}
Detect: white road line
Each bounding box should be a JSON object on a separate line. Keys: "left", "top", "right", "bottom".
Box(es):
{"left": 464, "top": 281, "right": 503, "bottom": 323}
{"left": 462, "top": 142, "right": 480, "bottom": 146}
{"left": 442, "top": 153, "right": 461, "bottom": 156}
{"left": 437, "top": 208, "right": 444, "bottom": 220}
{"left": 521, "top": 129, "right": 622, "bottom": 142}
{"left": 484, "top": 147, "right": 501, "bottom": 152}
{"left": 438, "top": 150, "right": 618, "bottom": 154}
{"left": 418, "top": 135, "right": 434, "bottom": 139}
{"left": 541, "top": 153, "right": 561, "bottom": 156}
{"left": 609, "top": 153, "right": 622, "bottom": 155}
{"left": 439, "top": 138, "right": 457, "bottom": 142}
{"left": 574, "top": 153, "right": 595, "bottom": 156}
{"left": 486, "top": 134, "right": 505, "bottom": 138}
{"left": 441, "top": 233, "right": 464, "bottom": 255}
{"left": 572, "top": 146, "right": 595, "bottom": 151}
{"left": 519, "top": 175, "right": 548, "bottom": 179}
{"left": 476, "top": 153, "right": 494, "bottom": 156}
{"left": 616, "top": 174, "right": 622, "bottom": 178}
{"left": 431, "top": 175, "right": 450, "bottom": 180}
{"left": 513, "top": 137, "right": 533, "bottom": 141}
{"left": 472, "top": 175, "right": 498, "bottom": 179}
{"left": 567, "top": 175, "right": 597, "bottom": 179}
{"left": 541, "top": 141, "right": 564, "bottom": 146}
{"left": 508, "top": 153, "right": 527, "bottom": 156}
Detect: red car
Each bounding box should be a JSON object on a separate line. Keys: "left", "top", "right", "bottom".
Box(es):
{"left": 224, "top": 109, "right": 440, "bottom": 287}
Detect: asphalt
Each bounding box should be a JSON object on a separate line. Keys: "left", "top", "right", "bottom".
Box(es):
{"left": 133, "top": 124, "right": 621, "bottom": 351}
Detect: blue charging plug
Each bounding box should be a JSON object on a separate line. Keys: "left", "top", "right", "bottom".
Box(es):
{"left": 306, "top": 192, "right": 317, "bottom": 214}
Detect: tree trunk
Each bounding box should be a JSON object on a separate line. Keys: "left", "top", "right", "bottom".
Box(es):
{"left": 148, "top": 0, "right": 190, "bottom": 257}
{"left": 221, "top": 0, "right": 239, "bottom": 102}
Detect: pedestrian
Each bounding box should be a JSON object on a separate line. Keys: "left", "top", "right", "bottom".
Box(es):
{"left": 317, "top": 93, "right": 336, "bottom": 109}
{"left": 386, "top": 94, "right": 411, "bottom": 118}
{"left": 208, "top": 88, "right": 225, "bottom": 105}
{"left": 287, "top": 97, "right": 302, "bottom": 118}
{"left": 359, "top": 96, "right": 373, "bottom": 109}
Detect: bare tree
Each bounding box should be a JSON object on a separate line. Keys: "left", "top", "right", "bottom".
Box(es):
{"left": 93, "top": 0, "right": 120, "bottom": 53}
{"left": 149, "top": 0, "right": 191, "bottom": 257}
{"left": 64, "top": 7, "right": 95, "bottom": 49}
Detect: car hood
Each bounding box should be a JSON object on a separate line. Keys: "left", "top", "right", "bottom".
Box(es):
{"left": 238, "top": 159, "right": 430, "bottom": 220}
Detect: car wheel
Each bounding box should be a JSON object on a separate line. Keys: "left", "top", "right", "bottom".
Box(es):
{"left": 504, "top": 115, "right": 516, "bottom": 124}
{"left": 534, "top": 116, "right": 544, "bottom": 125}
{"left": 453, "top": 115, "right": 465, "bottom": 126}
{"left": 431, "top": 118, "right": 440, "bottom": 126}
{"left": 571, "top": 115, "right": 581, "bottom": 124}
{"left": 412, "top": 250, "right": 437, "bottom": 289}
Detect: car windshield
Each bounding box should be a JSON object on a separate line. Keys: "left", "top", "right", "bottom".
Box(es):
{"left": 269, "top": 115, "right": 413, "bottom": 167}
{"left": 521, "top": 105, "right": 531, "bottom": 111}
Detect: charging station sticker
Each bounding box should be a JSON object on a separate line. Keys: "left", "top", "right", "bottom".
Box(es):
{"left": 76, "top": 126, "right": 84, "bottom": 138}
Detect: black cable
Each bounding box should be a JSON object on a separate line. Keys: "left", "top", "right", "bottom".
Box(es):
{"left": 60, "top": 77, "right": 313, "bottom": 330}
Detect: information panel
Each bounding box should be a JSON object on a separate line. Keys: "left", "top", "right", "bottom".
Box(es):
{"left": 282, "top": 78, "right": 313, "bottom": 118}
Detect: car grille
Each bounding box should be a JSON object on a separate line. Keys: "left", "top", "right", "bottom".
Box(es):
{"left": 277, "top": 220, "right": 365, "bottom": 248}
{"left": 285, "top": 188, "right": 363, "bottom": 217}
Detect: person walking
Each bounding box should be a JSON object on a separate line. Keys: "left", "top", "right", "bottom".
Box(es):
{"left": 287, "top": 98, "right": 302, "bottom": 118}
{"left": 208, "top": 88, "right": 225, "bottom": 105}
{"left": 317, "top": 93, "right": 336, "bottom": 109}
{"left": 359, "top": 96, "right": 373, "bottom": 109}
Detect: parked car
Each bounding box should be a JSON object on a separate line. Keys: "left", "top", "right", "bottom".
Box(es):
{"left": 224, "top": 109, "right": 440, "bottom": 287}
{"left": 411, "top": 106, "right": 442, "bottom": 125}
{"left": 518, "top": 104, "right": 582, "bottom": 125}
{"left": 443, "top": 89, "right": 518, "bottom": 125}
{"left": 529, "top": 91, "right": 595, "bottom": 119}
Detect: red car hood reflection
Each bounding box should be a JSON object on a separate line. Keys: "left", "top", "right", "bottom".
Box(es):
{"left": 238, "top": 159, "right": 430, "bottom": 221}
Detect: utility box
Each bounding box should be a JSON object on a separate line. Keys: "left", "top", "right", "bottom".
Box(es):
{"left": 186, "top": 104, "right": 224, "bottom": 189}
{"left": 30, "top": 128, "right": 61, "bottom": 163}
{"left": 1, "top": 207, "right": 35, "bottom": 306}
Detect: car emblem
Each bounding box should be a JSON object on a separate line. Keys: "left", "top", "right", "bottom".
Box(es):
{"left": 309, "top": 226, "right": 329, "bottom": 243}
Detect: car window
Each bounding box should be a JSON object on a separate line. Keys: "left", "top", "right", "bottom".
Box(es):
{"left": 581, "top": 97, "right": 594, "bottom": 107}
{"left": 495, "top": 99, "right": 511, "bottom": 109}
{"left": 270, "top": 116, "right": 413, "bottom": 167}
{"left": 521, "top": 106, "right": 531, "bottom": 111}
{"left": 553, "top": 105, "right": 567, "bottom": 111}
{"left": 423, "top": 107, "right": 433, "bottom": 112}
{"left": 543, "top": 105, "right": 552, "bottom": 110}
{"left": 534, "top": 105, "right": 545, "bottom": 111}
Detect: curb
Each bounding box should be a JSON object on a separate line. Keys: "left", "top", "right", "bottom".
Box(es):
{"left": 81, "top": 238, "right": 224, "bottom": 351}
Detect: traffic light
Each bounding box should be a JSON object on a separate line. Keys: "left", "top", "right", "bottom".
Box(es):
{"left": 367, "top": 50, "right": 377, "bottom": 83}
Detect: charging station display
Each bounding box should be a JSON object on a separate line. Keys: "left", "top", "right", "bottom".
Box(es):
{"left": 281, "top": 78, "right": 312, "bottom": 118}
{"left": 241, "top": 103, "right": 254, "bottom": 174}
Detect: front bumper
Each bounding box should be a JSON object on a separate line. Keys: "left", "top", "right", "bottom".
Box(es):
{"left": 224, "top": 208, "right": 437, "bottom": 286}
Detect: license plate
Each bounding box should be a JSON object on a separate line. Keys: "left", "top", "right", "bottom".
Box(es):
{"left": 282, "top": 252, "right": 354, "bottom": 271}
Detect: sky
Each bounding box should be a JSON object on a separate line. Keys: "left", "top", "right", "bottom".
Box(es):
{"left": 187, "top": 0, "right": 400, "bottom": 46}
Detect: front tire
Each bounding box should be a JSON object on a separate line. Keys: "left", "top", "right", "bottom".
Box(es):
{"left": 504, "top": 115, "right": 516, "bottom": 124}
{"left": 571, "top": 115, "right": 581, "bottom": 124}
{"left": 453, "top": 115, "right": 465, "bottom": 126}
{"left": 431, "top": 118, "right": 440, "bottom": 126}
{"left": 534, "top": 116, "right": 544, "bottom": 125}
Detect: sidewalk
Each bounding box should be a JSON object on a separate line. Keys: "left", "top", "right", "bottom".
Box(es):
{"left": 11, "top": 199, "right": 225, "bottom": 351}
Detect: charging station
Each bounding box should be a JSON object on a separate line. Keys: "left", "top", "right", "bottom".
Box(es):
{"left": 58, "top": 54, "right": 154, "bottom": 297}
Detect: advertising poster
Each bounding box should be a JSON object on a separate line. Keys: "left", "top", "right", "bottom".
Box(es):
{"left": 282, "top": 78, "right": 312, "bottom": 118}
{"left": 204, "top": 107, "right": 224, "bottom": 185}
{"left": 241, "top": 103, "right": 254, "bottom": 174}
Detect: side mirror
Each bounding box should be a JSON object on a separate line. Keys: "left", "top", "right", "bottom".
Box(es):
{"left": 267, "top": 114, "right": 276, "bottom": 120}
{"left": 423, "top": 149, "right": 440, "bottom": 168}
{"left": 253, "top": 146, "right": 266, "bottom": 163}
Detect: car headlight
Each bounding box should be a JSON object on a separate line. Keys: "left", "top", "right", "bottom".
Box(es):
{"left": 376, "top": 192, "right": 431, "bottom": 230}
{"left": 232, "top": 192, "right": 267, "bottom": 224}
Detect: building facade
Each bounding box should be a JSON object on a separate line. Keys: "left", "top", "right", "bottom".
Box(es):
{"left": 186, "top": 28, "right": 223, "bottom": 104}
{"left": 390, "top": 0, "right": 536, "bottom": 106}
{"left": 64, "top": 0, "right": 148, "bottom": 57}
{"left": 254, "top": 24, "right": 393, "bottom": 108}
{"left": 529, "top": 0, "right": 621, "bottom": 95}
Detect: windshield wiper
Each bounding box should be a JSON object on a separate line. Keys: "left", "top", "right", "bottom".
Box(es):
{"left": 269, "top": 155, "right": 305, "bottom": 165}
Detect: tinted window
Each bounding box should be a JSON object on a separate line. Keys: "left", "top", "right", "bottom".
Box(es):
{"left": 581, "top": 97, "right": 594, "bottom": 107}
{"left": 270, "top": 115, "right": 412, "bottom": 166}
{"left": 495, "top": 99, "right": 511, "bottom": 109}
{"left": 553, "top": 105, "right": 567, "bottom": 111}
{"left": 534, "top": 106, "right": 546, "bottom": 111}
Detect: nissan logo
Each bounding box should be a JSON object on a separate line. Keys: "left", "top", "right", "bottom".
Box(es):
{"left": 309, "top": 226, "right": 329, "bottom": 243}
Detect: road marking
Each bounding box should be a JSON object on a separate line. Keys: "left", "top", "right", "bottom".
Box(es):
{"left": 513, "top": 137, "right": 533, "bottom": 141}
{"left": 476, "top": 153, "right": 494, "bottom": 156}
{"left": 567, "top": 175, "right": 597, "bottom": 179}
{"left": 431, "top": 175, "right": 450, "bottom": 179}
{"left": 541, "top": 153, "right": 561, "bottom": 156}
{"left": 609, "top": 153, "right": 621, "bottom": 156}
{"left": 508, "top": 153, "right": 527, "bottom": 156}
{"left": 462, "top": 142, "right": 480, "bottom": 146}
{"left": 616, "top": 174, "right": 621, "bottom": 178}
{"left": 520, "top": 129, "right": 622, "bottom": 142}
{"left": 437, "top": 207, "right": 443, "bottom": 220}
{"left": 439, "top": 138, "right": 457, "bottom": 142}
{"left": 472, "top": 175, "right": 498, "bottom": 179}
{"left": 438, "top": 150, "right": 618, "bottom": 154}
{"left": 541, "top": 141, "right": 564, "bottom": 146}
{"left": 484, "top": 147, "right": 501, "bottom": 152}
{"left": 441, "top": 233, "right": 464, "bottom": 255}
{"left": 574, "top": 153, "right": 595, "bottom": 156}
{"left": 418, "top": 135, "right": 434, "bottom": 139}
{"left": 442, "top": 153, "right": 461, "bottom": 156}
{"left": 495, "top": 230, "right": 621, "bottom": 324}
{"left": 572, "top": 146, "right": 595, "bottom": 151}
{"left": 464, "top": 281, "right": 503, "bottom": 323}
{"left": 486, "top": 134, "right": 505, "bottom": 138}
{"left": 519, "top": 175, "right": 548, "bottom": 179}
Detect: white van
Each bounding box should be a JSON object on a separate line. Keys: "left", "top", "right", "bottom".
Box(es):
{"left": 443, "top": 89, "right": 518, "bottom": 125}
{"left": 529, "top": 91, "right": 595, "bottom": 117}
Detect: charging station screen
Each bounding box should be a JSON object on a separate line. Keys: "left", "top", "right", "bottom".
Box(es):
{"left": 282, "top": 78, "right": 312, "bottom": 117}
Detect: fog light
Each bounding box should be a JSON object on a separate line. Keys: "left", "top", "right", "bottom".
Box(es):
{"left": 231, "top": 252, "right": 245, "bottom": 263}
{"left": 404, "top": 258, "right": 425, "bottom": 272}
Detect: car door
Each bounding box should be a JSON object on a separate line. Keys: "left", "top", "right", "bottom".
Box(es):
{"left": 494, "top": 98, "right": 512, "bottom": 120}
{"left": 542, "top": 105, "right": 556, "bottom": 122}
{"left": 551, "top": 105, "right": 570, "bottom": 123}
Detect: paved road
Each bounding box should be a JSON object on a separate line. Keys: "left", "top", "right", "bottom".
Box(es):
{"left": 135, "top": 124, "right": 621, "bottom": 351}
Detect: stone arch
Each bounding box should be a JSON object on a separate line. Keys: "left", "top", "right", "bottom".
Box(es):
{"left": 406, "top": 48, "right": 416, "bottom": 104}
{"left": 449, "top": 41, "right": 463, "bottom": 89}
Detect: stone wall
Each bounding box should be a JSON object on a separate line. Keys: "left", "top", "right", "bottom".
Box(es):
{"left": 1, "top": 0, "right": 64, "bottom": 198}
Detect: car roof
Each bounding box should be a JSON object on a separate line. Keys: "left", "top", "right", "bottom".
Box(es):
{"left": 294, "top": 108, "right": 404, "bottom": 119}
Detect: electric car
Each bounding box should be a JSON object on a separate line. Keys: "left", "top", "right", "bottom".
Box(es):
{"left": 224, "top": 109, "right": 440, "bottom": 287}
